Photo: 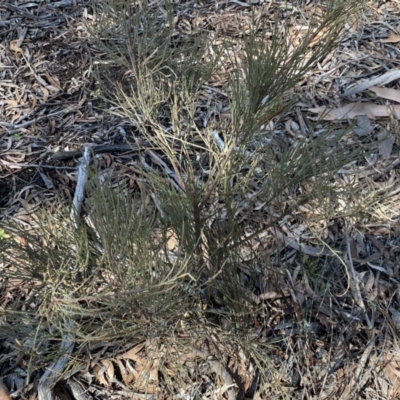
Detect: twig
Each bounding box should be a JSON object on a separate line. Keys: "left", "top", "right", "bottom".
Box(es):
{"left": 70, "top": 147, "right": 91, "bottom": 225}
{"left": 344, "top": 224, "right": 372, "bottom": 328}
{"left": 0, "top": 160, "right": 76, "bottom": 170}
{"left": 190, "top": 349, "right": 237, "bottom": 400}
{"left": 37, "top": 322, "right": 75, "bottom": 400}
{"left": 283, "top": 234, "right": 342, "bottom": 257}
{"left": 38, "top": 147, "right": 92, "bottom": 399}
{"left": 52, "top": 142, "right": 147, "bottom": 161}
{"left": 339, "top": 339, "right": 375, "bottom": 400}
{"left": 0, "top": 107, "right": 77, "bottom": 134}
{"left": 147, "top": 150, "right": 185, "bottom": 192}
{"left": 342, "top": 69, "right": 400, "bottom": 97}
{"left": 211, "top": 130, "right": 225, "bottom": 151}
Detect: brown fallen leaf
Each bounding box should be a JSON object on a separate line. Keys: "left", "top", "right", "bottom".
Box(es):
{"left": 309, "top": 103, "right": 400, "bottom": 120}
{"left": 380, "top": 33, "right": 400, "bottom": 43}
{"left": 307, "top": 27, "right": 329, "bottom": 48}
{"left": 370, "top": 86, "right": 400, "bottom": 103}
{"left": 9, "top": 40, "right": 24, "bottom": 54}
{"left": 93, "top": 364, "right": 110, "bottom": 387}
{"left": 353, "top": 115, "right": 373, "bottom": 136}
{"left": 378, "top": 130, "right": 395, "bottom": 160}
{"left": 114, "top": 358, "right": 132, "bottom": 385}
{"left": 0, "top": 381, "right": 11, "bottom": 400}
{"left": 166, "top": 228, "right": 179, "bottom": 250}
{"left": 390, "top": 307, "right": 400, "bottom": 332}
{"left": 120, "top": 343, "right": 145, "bottom": 364}
{"left": 101, "top": 359, "right": 115, "bottom": 386}
{"left": 374, "top": 351, "right": 400, "bottom": 398}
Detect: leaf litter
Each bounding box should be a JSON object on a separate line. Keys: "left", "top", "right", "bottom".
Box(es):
{"left": 1, "top": 0, "right": 400, "bottom": 399}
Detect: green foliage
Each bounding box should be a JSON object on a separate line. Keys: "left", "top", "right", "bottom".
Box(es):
{"left": 0, "top": 228, "right": 7, "bottom": 239}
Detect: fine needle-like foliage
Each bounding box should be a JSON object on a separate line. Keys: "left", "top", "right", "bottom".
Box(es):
{"left": 0, "top": 0, "right": 373, "bottom": 396}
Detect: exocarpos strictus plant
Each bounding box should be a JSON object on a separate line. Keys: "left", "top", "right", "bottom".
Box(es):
{"left": 0, "top": 0, "right": 372, "bottom": 397}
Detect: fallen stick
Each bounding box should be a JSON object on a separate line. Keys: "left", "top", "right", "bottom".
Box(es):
{"left": 52, "top": 142, "right": 146, "bottom": 161}
{"left": 70, "top": 146, "right": 91, "bottom": 225}
{"left": 37, "top": 323, "right": 75, "bottom": 400}
{"left": 39, "top": 148, "right": 92, "bottom": 400}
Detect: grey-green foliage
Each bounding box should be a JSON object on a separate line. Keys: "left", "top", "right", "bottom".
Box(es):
{"left": 0, "top": 0, "right": 368, "bottom": 390}
{"left": 84, "top": 0, "right": 366, "bottom": 370}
